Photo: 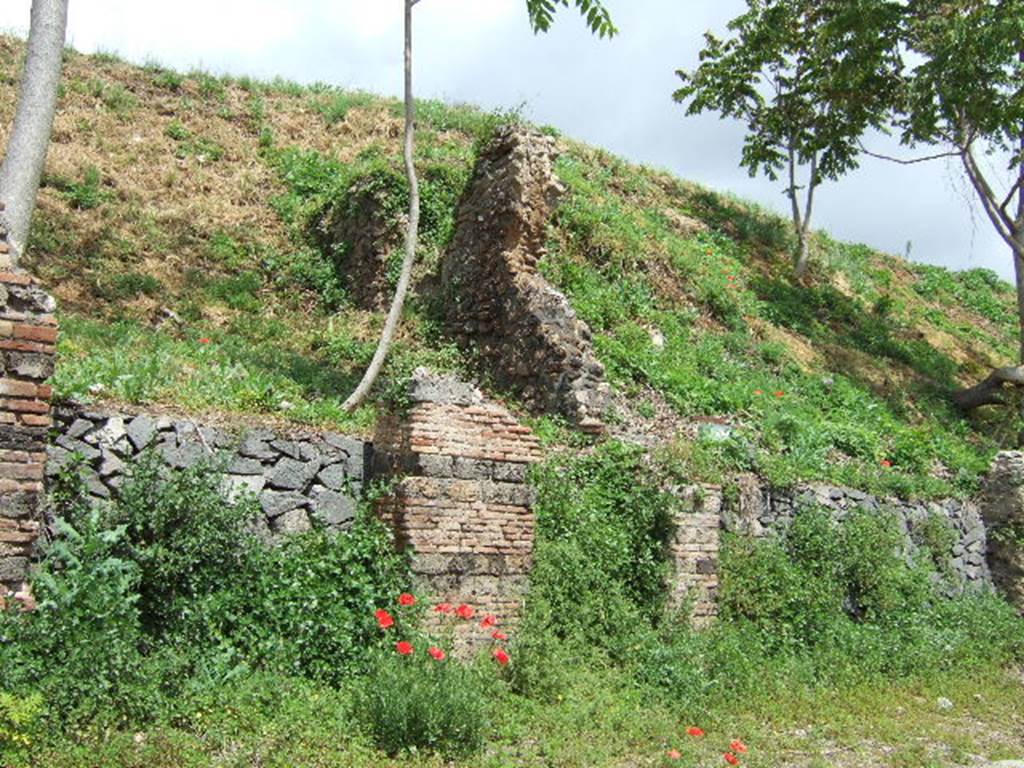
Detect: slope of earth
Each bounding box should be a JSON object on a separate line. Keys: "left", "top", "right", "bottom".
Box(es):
{"left": 1, "top": 36, "right": 1019, "bottom": 499}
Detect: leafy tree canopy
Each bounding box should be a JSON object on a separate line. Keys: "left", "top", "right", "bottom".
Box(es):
{"left": 526, "top": 0, "right": 617, "bottom": 38}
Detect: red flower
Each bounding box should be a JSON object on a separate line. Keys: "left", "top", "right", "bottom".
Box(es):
{"left": 730, "top": 740, "right": 748, "bottom": 754}
{"left": 754, "top": 389, "right": 763, "bottom": 396}
{"left": 395, "top": 641, "right": 414, "bottom": 656}
{"left": 727, "top": 275, "right": 735, "bottom": 281}
{"left": 199, "top": 337, "right": 211, "bottom": 344}
{"left": 456, "top": 604, "right": 475, "bottom": 620}
{"left": 434, "top": 602, "right": 453, "bottom": 613}
{"left": 493, "top": 647, "right": 510, "bottom": 666}
{"left": 428, "top": 646, "right": 446, "bottom": 661}
{"left": 480, "top": 614, "right": 498, "bottom": 628}
{"left": 375, "top": 609, "right": 394, "bottom": 630}
{"left": 773, "top": 390, "right": 785, "bottom": 397}
{"left": 398, "top": 593, "right": 416, "bottom": 607}
{"left": 667, "top": 749, "right": 682, "bottom": 760}
{"left": 492, "top": 630, "right": 508, "bottom": 641}
{"left": 880, "top": 459, "right": 892, "bottom": 468}
{"left": 724, "top": 752, "right": 740, "bottom": 765}
{"left": 686, "top": 727, "right": 705, "bottom": 737}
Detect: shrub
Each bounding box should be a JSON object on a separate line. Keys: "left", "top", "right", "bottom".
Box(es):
{"left": 0, "top": 693, "right": 44, "bottom": 762}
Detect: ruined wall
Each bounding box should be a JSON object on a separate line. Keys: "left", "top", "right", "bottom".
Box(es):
{"left": 441, "top": 127, "right": 611, "bottom": 432}
{"left": 723, "top": 475, "right": 991, "bottom": 587}
{"left": 977, "top": 452, "right": 1024, "bottom": 612}
{"left": 48, "top": 405, "right": 371, "bottom": 537}
{"left": 669, "top": 485, "right": 723, "bottom": 622}
{"left": 0, "top": 255, "right": 57, "bottom": 593}
{"left": 375, "top": 370, "right": 541, "bottom": 641}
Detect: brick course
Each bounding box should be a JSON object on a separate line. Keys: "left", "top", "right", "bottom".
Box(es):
{"left": 0, "top": 220, "right": 57, "bottom": 595}
{"left": 375, "top": 370, "right": 541, "bottom": 647}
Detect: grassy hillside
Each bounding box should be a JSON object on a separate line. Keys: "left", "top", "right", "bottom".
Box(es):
{"left": 2, "top": 36, "right": 1019, "bottom": 498}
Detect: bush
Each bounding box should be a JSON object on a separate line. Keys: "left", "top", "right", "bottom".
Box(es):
{"left": 0, "top": 692, "right": 44, "bottom": 762}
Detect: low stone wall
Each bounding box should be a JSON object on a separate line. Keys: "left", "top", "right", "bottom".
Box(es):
{"left": 725, "top": 475, "right": 991, "bottom": 586}
{"left": 375, "top": 370, "right": 541, "bottom": 644}
{"left": 441, "top": 127, "right": 611, "bottom": 432}
{"left": 48, "top": 405, "right": 371, "bottom": 536}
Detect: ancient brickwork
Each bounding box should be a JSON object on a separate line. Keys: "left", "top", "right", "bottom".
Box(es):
{"left": 668, "top": 485, "right": 723, "bottom": 623}
{"left": 375, "top": 370, "right": 541, "bottom": 642}
{"left": 48, "top": 405, "right": 371, "bottom": 537}
{"left": 0, "top": 245, "right": 57, "bottom": 593}
{"left": 442, "top": 127, "right": 611, "bottom": 432}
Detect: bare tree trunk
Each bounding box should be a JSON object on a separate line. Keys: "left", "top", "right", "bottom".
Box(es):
{"left": 0, "top": 0, "right": 69, "bottom": 267}
{"left": 788, "top": 147, "right": 816, "bottom": 279}
{"left": 342, "top": 0, "right": 420, "bottom": 413}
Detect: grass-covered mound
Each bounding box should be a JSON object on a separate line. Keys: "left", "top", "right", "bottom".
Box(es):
{"left": 1, "top": 35, "right": 1019, "bottom": 498}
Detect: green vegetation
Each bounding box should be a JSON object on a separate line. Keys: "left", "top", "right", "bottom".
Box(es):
{"left": 3, "top": 450, "right": 1022, "bottom": 766}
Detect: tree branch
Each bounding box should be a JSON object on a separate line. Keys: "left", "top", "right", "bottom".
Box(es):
{"left": 953, "top": 365, "right": 1024, "bottom": 410}
{"left": 857, "top": 141, "right": 962, "bottom": 165}
{"left": 962, "top": 140, "right": 1019, "bottom": 252}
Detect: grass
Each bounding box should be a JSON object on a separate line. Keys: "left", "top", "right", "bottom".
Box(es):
{"left": 2, "top": 34, "right": 1021, "bottom": 496}
{"left": 18, "top": 667, "right": 1024, "bottom": 767}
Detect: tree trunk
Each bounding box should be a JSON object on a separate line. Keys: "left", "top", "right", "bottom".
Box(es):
{"left": 342, "top": 0, "right": 420, "bottom": 413}
{"left": 1016, "top": 236, "right": 1024, "bottom": 365}
{"left": 0, "top": 0, "right": 69, "bottom": 267}
{"left": 793, "top": 231, "right": 811, "bottom": 279}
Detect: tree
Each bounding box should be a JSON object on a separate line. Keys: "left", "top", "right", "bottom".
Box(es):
{"left": 674, "top": 0, "right": 902, "bottom": 277}
{"left": 342, "top": 0, "right": 615, "bottom": 412}
{"left": 895, "top": 0, "right": 1024, "bottom": 407}
{"left": 0, "top": 0, "right": 69, "bottom": 268}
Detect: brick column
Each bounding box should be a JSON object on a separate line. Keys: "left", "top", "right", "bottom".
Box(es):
{"left": 375, "top": 370, "right": 541, "bottom": 645}
{"left": 669, "top": 485, "right": 723, "bottom": 624}
{"left": 0, "top": 258, "right": 57, "bottom": 596}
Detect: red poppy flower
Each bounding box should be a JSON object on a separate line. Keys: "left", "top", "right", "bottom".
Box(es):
{"left": 686, "top": 727, "right": 705, "bottom": 737}
{"left": 754, "top": 389, "right": 763, "bottom": 395}
{"left": 880, "top": 459, "right": 892, "bottom": 467}
{"left": 456, "top": 604, "right": 475, "bottom": 620}
{"left": 199, "top": 337, "right": 211, "bottom": 344}
{"left": 375, "top": 609, "right": 394, "bottom": 630}
{"left": 434, "top": 602, "right": 453, "bottom": 613}
{"left": 667, "top": 749, "right": 682, "bottom": 760}
{"left": 398, "top": 593, "right": 416, "bottom": 606}
{"left": 428, "top": 646, "right": 446, "bottom": 661}
{"left": 727, "top": 275, "right": 735, "bottom": 281}
{"left": 730, "top": 740, "right": 748, "bottom": 754}
{"left": 492, "top": 630, "right": 508, "bottom": 641}
{"left": 395, "top": 641, "right": 414, "bottom": 656}
{"left": 724, "top": 752, "right": 740, "bottom": 765}
{"left": 773, "top": 390, "right": 785, "bottom": 397}
{"left": 480, "top": 614, "right": 497, "bottom": 628}
{"left": 493, "top": 647, "right": 510, "bottom": 666}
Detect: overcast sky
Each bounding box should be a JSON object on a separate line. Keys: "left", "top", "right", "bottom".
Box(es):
{"left": 0, "top": 0, "right": 1014, "bottom": 279}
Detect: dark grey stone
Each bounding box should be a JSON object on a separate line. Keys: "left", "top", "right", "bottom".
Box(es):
{"left": 239, "top": 436, "right": 276, "bottom": 461}
{"left": 267, "top": 458, "right": 321, "bottom": 491}
{"left": 126, "top": 414, "right": 158, "bottom": 451}
{"left": 270, "top": 440, "right": 304, "bottom": 460}
{"left": 260, "top": 490, "right": 308, "bottom": 518}
{"left": 452, "top": 456, "right": 489, "bottom": 480}
{"left": 55, "top": 435, "right": 101, "bottom": 462}
{"left": 311, "top": 487, "right": 358, "bottom": 528}
{"left": 226, "top": 474, "right": 266, "bottom": 502}
{"left": 160, "top": 441, "right": 208, "bottom": 470}
{"left": 46, "top": 446, "right": 74, "bottom": 476}
{"left": 271, "top": 508, "right": 312, "bottom": 535}
{"left": 316, "top": 463, "right": 349, "bottom": 492}
{"left": 323, "top": 433, "right": 364, "bottom": 456}
{"left": 227, "top": 457, "right": 265, "bottom": 476}
{"left": 493, "top": 462, "right": 528, "bottom": 483}
{"left": 67, "top": 418, "right": 95, "bottom": 439}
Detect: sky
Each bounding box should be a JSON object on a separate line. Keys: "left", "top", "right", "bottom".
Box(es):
{"left": 0, "top": 0, "right": 1015, "bottom": 279}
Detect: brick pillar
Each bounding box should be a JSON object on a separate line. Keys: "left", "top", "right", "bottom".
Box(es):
{"left": 669, "top": 485, "right": 723, "bottom": 624}
{"left": 375, "top": 370, "right": 541, "bottom": 645}
{"left": 0, "top": 257, "right": 57, "bottom": 595}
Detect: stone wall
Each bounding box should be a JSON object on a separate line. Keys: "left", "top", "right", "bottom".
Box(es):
{"left": 48, "top": 405, "right": 372, "bottom": 537}
{"left": 977, "top": 452, "right": 1024, "bottom": 613}
{"left": 0, "top": 260, "right": 57, "bottom": 594}
{"left": 375, "top": 370, "right": 541, "bottom": 643}
{"left": 723, "top": 475, "right": 991, "bottom": 587}
{"left": 441, "top": 127, "right": 611, "bottom": 433}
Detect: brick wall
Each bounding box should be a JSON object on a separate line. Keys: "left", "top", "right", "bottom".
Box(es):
{"left": 375, "top": 369, "right": 541, "bottom": 644}
{"left": 0, "top": 255, "right": 57, "bottom": 595}
{"left": 668, "top": 485, "right": 723, "bottom": 623}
